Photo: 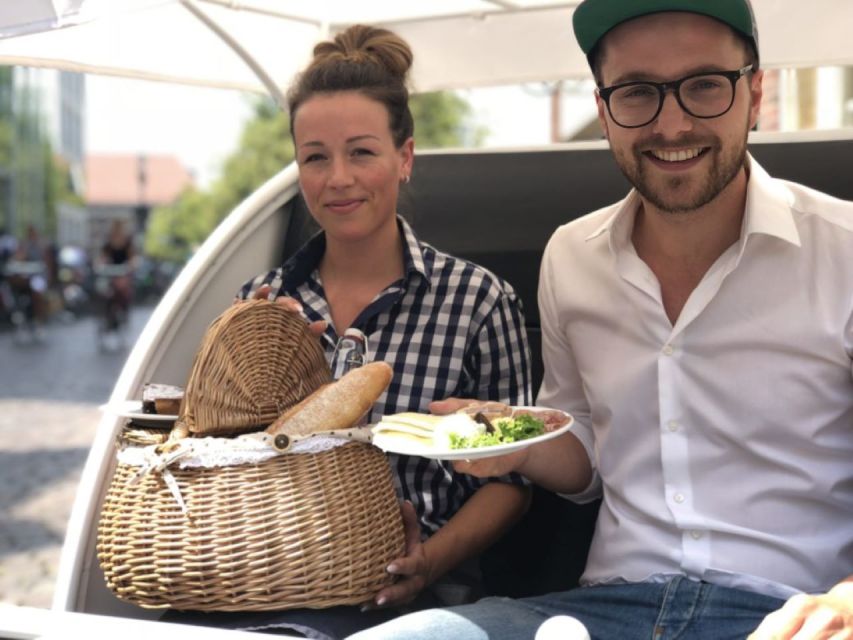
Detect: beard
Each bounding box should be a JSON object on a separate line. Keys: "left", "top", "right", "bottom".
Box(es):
{"left": 611, "top": 123, "right": 750, "bottom": 214}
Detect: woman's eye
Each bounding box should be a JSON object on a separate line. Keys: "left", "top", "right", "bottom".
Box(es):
{"left": 302, "top": 153, "right": 325, "bottom": 163}
{"left": 352, "top": 148, "right": 375, "bottom": 157}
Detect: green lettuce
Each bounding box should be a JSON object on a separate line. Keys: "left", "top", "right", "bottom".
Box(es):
{"left": 449, "top": 414, "right": 545, "bottom": 449}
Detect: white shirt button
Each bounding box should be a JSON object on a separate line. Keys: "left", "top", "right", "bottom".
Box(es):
{"left": 673, "top": 493, "right": 685, "bottom": 504}
{"left": 662, "top": 345, "right": 674, "bottom": 356}
{"left": 667, "top": 420, "right": 679, "bottom": 432}
{"left": 690, "top": 530, "right": 703, "bottom": 540}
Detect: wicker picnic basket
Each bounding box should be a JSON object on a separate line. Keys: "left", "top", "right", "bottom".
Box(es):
{"left": 97, "top": 300, "right": 405, "bottom": 611}
{"left": 180, "top": 299, "right": 334, "bottom": 436}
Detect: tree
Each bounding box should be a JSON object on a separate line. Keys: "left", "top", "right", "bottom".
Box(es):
{"left": 145, "top": 91, "right": 483, "bottom": 262}
{"left": 411, "top": 91, "right": 487, "bottom": 148}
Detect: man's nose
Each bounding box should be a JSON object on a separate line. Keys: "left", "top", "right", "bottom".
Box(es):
{"left": 652, "top": 90, "right": 693, "bottom": 137}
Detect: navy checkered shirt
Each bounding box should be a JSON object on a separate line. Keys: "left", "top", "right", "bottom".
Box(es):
{"left": 238, "top": 216, "right": 532, "bottom": 535}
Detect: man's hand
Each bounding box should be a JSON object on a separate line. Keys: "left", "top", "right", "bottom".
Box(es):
{"left": 748, "top": 581, "right": 853, "bottom": 639}
{"left": 369, "top": 501, "right": 431, "bottom": 609}
{"left": 428, "top": 397, "right": 476, "bottom": 415}
{"left": 453, "top": 448, "right": 530, "bottom": 478}
{"left": 430, "top": 397, "right": 531, "bottom": 478}
{"left": 235, "top": 284, "right": 326, "bottom": 337}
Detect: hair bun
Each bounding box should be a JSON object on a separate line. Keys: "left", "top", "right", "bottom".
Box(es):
{"left": 289, "top": 24, "right": 416, "bottom": 148}
{"left": 313, "top": 24, "right": 413, "bottom": 83}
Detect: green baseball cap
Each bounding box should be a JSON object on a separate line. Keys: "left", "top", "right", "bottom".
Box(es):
{"left": 572, "top": 0, "right": 758, "bottom": 60}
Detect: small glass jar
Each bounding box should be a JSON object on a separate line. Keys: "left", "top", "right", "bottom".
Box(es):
{"left": 330, "top": 327, "right": 369, "bottom": 380}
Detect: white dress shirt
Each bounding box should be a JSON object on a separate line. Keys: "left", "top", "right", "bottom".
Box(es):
{"left": 537, "top": 156, "right": 853, "bottom": 599}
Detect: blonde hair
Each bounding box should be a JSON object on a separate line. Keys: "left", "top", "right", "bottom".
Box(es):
{"left": 288, "top": 25, "right": 414, "bottom": 147}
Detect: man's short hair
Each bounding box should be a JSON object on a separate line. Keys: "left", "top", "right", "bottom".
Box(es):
{"left": 573, "top": 0, "right": 760, "bottom": 84}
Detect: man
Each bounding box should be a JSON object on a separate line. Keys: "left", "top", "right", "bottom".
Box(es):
{"left": 348, "top": 1, "right": 853, "bottom": 639}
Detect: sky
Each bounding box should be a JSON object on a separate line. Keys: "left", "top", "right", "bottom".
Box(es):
{"left": 85, "top": 75, "right": 598, "bottom": 189}
{"left": 86, "top": 75, "right": 255, "bottom": 188}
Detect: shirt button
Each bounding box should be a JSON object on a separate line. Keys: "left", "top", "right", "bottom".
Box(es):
{"left": 690, "top": 530, "right": 703, "bottom": 540}
{"left": 673, "top": 493, "right": 685, "bottom": 504}
{"left": 667, "top": 420, "right": 679, "bottom": 432}
{"left": 662, "top": 345, "right": 674, "bottom": 356}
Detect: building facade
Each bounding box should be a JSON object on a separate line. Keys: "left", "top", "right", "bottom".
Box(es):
{"left": 0, "top": 66, "right": 85, "bottom": 240}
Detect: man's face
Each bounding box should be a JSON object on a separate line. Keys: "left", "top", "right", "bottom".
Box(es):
{"left": 595, "top": 12, "right": 763, "bottom": 214}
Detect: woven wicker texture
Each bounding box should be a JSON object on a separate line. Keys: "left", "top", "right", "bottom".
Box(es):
{"left": 98, "top": 442, "right": 405, "bottom": 611}
{"left": 181, "top": 299, "right": 332, "bottom": 436}
{"left": 119, "top": 426, "right": 170, "bottom": 447}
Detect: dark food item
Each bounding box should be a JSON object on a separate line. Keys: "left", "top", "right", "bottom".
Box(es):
{"left": 142, "top": 383, "right": 184, "bottom": 415}
{"left": 457, "top": 401, "right": 513, "bottom": 422}
{"left": 473, "top": 412, "right": 496, "bottom": 433}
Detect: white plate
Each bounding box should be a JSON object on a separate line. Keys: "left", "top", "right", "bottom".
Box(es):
{"left": 371, "top": 407, "right": 573, "bottom": 461}
{"left": 99, "top": 400, "right": 178, "bottom": 422}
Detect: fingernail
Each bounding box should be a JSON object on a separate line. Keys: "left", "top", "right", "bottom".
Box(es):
{"left": 386, "top": 564, "right": 398, "bottom": 574}
{"left": 376, "top": 596, "right": 387, "bottom": 606}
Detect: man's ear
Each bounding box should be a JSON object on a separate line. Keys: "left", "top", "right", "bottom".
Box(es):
{"left": 595, "top": 91, "right": 610, "bottom": 140}
{"left": 748, "top": 69, "right": 764, "bottom": 131}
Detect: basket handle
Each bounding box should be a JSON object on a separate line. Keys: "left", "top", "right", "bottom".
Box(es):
{"left": 272, "top": 427, "right": 374, "bottom": 452}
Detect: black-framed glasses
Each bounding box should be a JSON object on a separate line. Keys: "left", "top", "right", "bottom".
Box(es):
{"left": 597, "top": 65, "right": 754, "bottom": 128}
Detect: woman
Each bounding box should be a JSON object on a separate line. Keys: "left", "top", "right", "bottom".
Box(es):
{"left": 96, "top": 219, "right": 135, "bottom": 340}
{"left": 230, "top": 25, "right": 531, "bottom": 638}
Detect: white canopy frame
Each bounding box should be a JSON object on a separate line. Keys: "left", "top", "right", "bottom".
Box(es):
{"left": 2, "top": 0, "right": 853, "bottom": 100}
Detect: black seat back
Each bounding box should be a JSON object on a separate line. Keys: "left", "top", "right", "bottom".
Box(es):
{"left": 283, "top": 136, "right": 853, "bottom": 597}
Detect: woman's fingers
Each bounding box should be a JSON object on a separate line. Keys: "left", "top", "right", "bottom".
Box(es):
{"left": 368, "top": 501, "right": 428, "bottom": 609}
{"left": 307, "top": 320, "right": 327, "bottom": 337}
{"left": 372, "top": 575, "right": 426, "bottom": 609}
{"left": 251, "top": 284, "right": 273, "bottom": 300}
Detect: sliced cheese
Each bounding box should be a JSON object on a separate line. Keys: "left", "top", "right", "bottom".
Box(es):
{"left": 373, "top": 412, "right": 484, "bottom": 450}
{"left": 373, "top": 412, "right": 443, "bottom": 437}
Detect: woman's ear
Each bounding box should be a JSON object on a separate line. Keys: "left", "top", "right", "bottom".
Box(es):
{"left": 399, "top": 137, "right": 414, "bottom": 177}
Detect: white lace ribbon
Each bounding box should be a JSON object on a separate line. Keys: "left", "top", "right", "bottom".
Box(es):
{"left": 118, "top": 430, "right": 370, "bottom": 514}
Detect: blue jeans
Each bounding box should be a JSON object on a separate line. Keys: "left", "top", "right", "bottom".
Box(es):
{"left": 346, "top": 576, "right": 785, "bottom": 640}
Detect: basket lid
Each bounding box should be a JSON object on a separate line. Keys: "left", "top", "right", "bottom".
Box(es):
{"left": 179, "top": 299, "right": 332, "bottom": 436}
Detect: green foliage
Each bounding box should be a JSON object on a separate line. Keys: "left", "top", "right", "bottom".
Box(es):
{"left": 144, "top": 186, "right": 217, "bottom": 262}
{"left": 0, "top": 72, "right": 77, "bottom": 237}
{"left": 145, "top": 91, "right": 484, "bottom": 262}
{"left": 411, "top": 92, "right": 487, "bottom": 148}
{"left": 145, "top": 98, "right": 294, "bottom": 261}
{"left": 0, "top": 120, "right": 12, "bottom": 167}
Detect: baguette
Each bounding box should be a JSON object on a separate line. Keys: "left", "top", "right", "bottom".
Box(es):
{"left": 266, "top": 361, "right": 393, "bottom": 437}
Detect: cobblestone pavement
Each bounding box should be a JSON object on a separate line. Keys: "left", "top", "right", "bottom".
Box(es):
{"left": 0, "top": 305, "right": 153, "bottom": 607}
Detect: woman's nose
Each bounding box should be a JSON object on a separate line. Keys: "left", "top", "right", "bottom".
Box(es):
{"left": 328, "top": 158, "right": 354, "bottom": 187}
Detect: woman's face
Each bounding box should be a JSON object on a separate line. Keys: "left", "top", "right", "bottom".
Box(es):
{"left": 293, "top": 91, "right": 413, "bottom": 243}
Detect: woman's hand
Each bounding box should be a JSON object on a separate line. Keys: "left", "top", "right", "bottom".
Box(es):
{"left": 748, "top": 580, "right": 853, "bottom": 639}
{"left": 235, "top": 284, "right": 326, "bottom": 336}
{"left": 370, "top": 501, "right": 431, "bottom": 609}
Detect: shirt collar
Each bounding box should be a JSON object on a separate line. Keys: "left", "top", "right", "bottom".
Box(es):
{"left": 583, "top": 153, "right": 802, "bottom": 252}
{"left": 281, "top": 215, "right": 432, "bottom": 290}
{"left": 741, "top": 154, "right": 801, "bottom": 247}
{"left": 584, "top": 190, "right": 641, "bottom": 256}
{"left": 399, "top": 216, "right": 432, "bottom": 287}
